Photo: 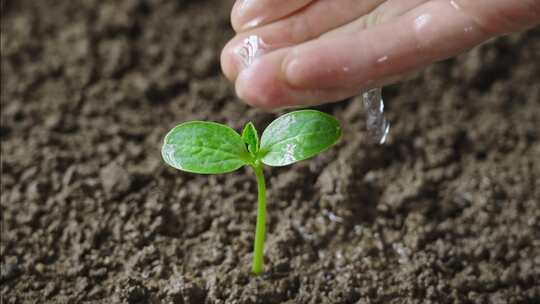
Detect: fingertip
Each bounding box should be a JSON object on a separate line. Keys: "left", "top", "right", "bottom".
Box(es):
{"left": 235, "top": 60, "right": 292, "bottom": 110}
{"left": 231, "top": 0, "right": 265, "bottom": 32}
{"left": 221, "top": 31, "right": 279, "bottom": 83}
{"left": 221, "top": 34, "right": 256, "bottom": 82}
{"left": 230, "top": 0, "right": 244, "bottom": 32}
{"left": 220, "top": 38, "right": 238, "bottom": 81}
{"left": 234, "top": 54, "right": 353, "bottom": 110}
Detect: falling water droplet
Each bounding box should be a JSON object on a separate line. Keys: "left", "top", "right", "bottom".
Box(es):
{"left": 363, "top": 88, "right": 390, "bottom": 144}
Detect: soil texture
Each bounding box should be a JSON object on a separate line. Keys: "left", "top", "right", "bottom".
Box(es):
{"left": 1, "top": 0, "right": 540, "bottom": 303}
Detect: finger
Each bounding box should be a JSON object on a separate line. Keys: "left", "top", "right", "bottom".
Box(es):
{"left": 222, "top": 0, "right": 384, "bottom": 82}
{"left": 234, "top": 48, "right": 352, "bottom": 110}
{"left": 328, "top": 0, "right": 540, "bottom": 40}
{"left": 236, "top": 0, "right": 494, "bottom": 109}
{"left": 231, "top": 0, "right": 313, "bottom": 32}
{"left": 283, "top": 0, "right": 494, "bottom": 93}
{"left": 234, "top": 45, "right": 421, "bottom": 111}
{"left": 322, "top": 0, "right": 430, "bottom": 37}
{"left": 284, "top": 0, "right": 540, "bottom": 92}
{"left": 450, "top": 0, "right": 540, "bottom": 34}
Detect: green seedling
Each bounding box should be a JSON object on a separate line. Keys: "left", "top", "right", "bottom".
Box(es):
{"left": 161, "top": 110, "right": 341, "bottom": 275}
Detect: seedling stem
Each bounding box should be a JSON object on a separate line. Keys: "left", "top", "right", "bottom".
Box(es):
{"left": 252, "top": 162, "right": 266, "bottom": 275}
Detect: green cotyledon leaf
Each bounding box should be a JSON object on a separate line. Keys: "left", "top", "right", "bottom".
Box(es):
{"left": 242, "top": 122, "right": 259, "bottom": 157}
{"left": 259, "top": 110, "right": 341, "bottom": 167}
{"left": 162, "top": 121, "right": 250, "bottom": 174}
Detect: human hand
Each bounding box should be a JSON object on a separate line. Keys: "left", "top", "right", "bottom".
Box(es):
{"left": 221, "top": 0, "right": 540, "bottom": 110}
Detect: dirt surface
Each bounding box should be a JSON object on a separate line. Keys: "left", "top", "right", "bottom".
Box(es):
{"left": 1, "top": 0, "right": 539, "bottom": 303}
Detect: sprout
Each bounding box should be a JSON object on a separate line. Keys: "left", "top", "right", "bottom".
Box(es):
{"left": 162, "top": 110, "right": 341, "bottom": 275}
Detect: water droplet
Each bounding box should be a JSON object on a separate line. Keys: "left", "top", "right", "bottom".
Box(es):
{"left": 244, "top": 16, "right": 264, "bottom": 29}
{"left": 449, "top": 0, "right": 462, "bottom": 11}
{"left": 377, "top": 56, "right": 388, "bottom": 63}
{"left": 414, "top": 14, "right": 432, "bottom": 30}
{"left": 235, "top": 35, "right": 267, "bottom": 68}
{"left": 283, "top": 142, "right": 297, "bottom": 164}
{"left": 163, "top": 144, "right": 179, "bottom": 168}
{"left": 363, "top": 88, "right": 390, "bottom": 144}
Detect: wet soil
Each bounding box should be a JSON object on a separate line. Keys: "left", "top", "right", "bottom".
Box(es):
{"left": 1, "top": 0, "right": 539, "bottom": 303}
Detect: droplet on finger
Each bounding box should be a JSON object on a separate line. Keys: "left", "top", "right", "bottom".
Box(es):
{"left": 234, "top": 35, "right": 269, "bottom": 68}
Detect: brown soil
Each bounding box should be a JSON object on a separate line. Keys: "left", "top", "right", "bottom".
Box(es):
{"left": 1, "top": 1, "right": 539, "bottom": 303}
